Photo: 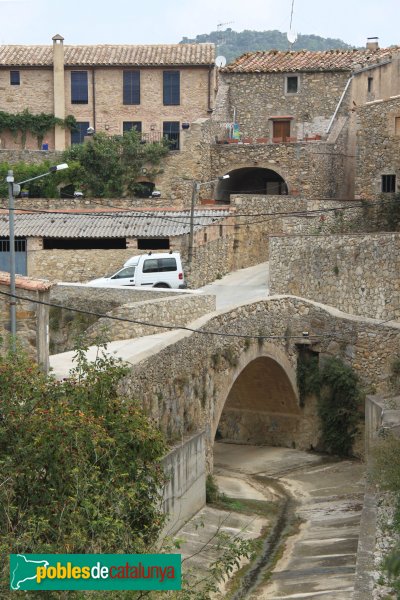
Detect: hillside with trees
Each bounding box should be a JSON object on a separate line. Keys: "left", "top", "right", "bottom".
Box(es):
{"left": 180, "top": 29, "right": 353, "bottom": 64}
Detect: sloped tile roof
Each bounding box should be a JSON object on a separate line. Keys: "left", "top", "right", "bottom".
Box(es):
{"left": 0, "top": 43, "right": 215, "bottom": 67}
{"left": 222, "top": 47, "right": 398, "bottom": 73}
{"left": 0, "top": 209, "right": 230, "bottom": 238}
{"left": 0, "top": 271, "right": 53, "bottom": 292}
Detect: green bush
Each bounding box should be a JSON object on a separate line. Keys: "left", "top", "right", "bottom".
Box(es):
{"left": 317, "top": 357, "right": 362, "bottom": 456}
{"left": 206, "top": 474, "right": 220, "bottom": 503}
{"left": 0, "top": 343, "right": 166, "bottom": 591}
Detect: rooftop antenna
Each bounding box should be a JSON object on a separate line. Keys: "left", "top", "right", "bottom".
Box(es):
{"left": 216, "top": 21, "right": 233, "bottom": 66}
{"left": 287, "top": 0, "right": 298, "bottom": 48}
{"left": 217, "top": 21, "right": 234, "bottom": 30}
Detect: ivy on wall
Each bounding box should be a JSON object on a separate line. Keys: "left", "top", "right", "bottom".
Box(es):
{"left": 297, "top": 353, "right": 363, "bottom": 456}
{"left": 0, "top": 110, "right": 77, "bottom": 149}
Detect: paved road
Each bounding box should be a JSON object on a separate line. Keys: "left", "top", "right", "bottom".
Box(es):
{"left": 50, "top": 262, "right": 269, "bottom": 378}
{"left": 199, "top": 261, "right": 269, "bottom": 310}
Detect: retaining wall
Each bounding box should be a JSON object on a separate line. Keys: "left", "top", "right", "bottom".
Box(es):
{"left": 269, "top": 233, "right": 400, "bottom": 321}
{"left": 162, "top": 431, "right": 206, "bottom": 535}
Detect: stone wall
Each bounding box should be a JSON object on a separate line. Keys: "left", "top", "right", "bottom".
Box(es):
{"left": 118, "top": 296, "right": 400, "bottom": 465}
{"left": 219, "top": 70, "right": 351, "bottom": 139}
{"left": 162, "top": 431, "right": 206, "bottom": 535}
{"left": 185, "top": 229, "right": 235, "bottom": 288}
{"left": 28, "top": 244, "right": 142, "bottom": 283}
{"left": 269, "top": 233, "right": 400, "bottom": 320}
{"left": 50, "top": 283, "right": 182, "bottom": 353}
{"left": 85, "top": 293, "right": 216, "bottom": 342}
{"left": 210, "top": 141, "right": 348, "bottom": 200}
{"left": 0, "top": 149, "right": 62, "bottom": 165}
{"left": 355, "top": 96, "right": 400, "bottom": 199}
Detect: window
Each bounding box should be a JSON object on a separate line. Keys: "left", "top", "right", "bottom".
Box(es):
{"left": 10, "top": 71, "right": 20, "bottom": 86}
{"left": 137, "top": 238, "right": 170, "bottom": 250}
{"left": 71, "top": 122, "right": 90, "bottom": 145}
{"left": 368, "top": 77, "right": 373, "bottom": 92}
{"left": 142, "top": 258, "right": 177, "bottom": 273}
{"left": 112, "top": 266, "right": 136, "bottom": 279}
{"left": 286, "top": 75, "right": 298, "bottom": 94}
{"left": 163, "top": 121, "right": 180, "bottom": 150}
{"left": 163, "top": 71, "right": 180, "bottom": 105}
{"left": 382, "top": 174, "right": 396, "bottom": 193}
{"left": 123, "top": 121, "right": 142, "bottom": 134}
{"left": 123, "top": 70, "right": 140, "bottom": 105}
{"left": 71, "top": 71, "right": 88, "bottom": 104}
{"left": 43, "top": 237, "right": 126, "bottom": 250}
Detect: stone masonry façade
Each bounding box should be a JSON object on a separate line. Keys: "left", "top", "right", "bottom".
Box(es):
{"left": 269, "top": 233, "right": 400, "bottom": 321}
{"left": 218, "top": 71, "right": 351, "bottom": 140}
{"left": 355, "top": 96, "right": 400, "bottom": 198}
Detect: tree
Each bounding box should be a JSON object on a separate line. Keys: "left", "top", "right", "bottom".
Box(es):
{"left": 62, "top": 130, "right": 169, "bottom": 197}
{"left": 0, "top": 342, "right": 167, "bottom": 597}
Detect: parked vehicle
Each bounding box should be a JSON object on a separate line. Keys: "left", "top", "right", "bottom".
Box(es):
{"left": 87, "top": 252, "right": 185, "bottom": 289}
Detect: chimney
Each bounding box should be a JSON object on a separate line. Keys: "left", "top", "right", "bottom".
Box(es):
{"left": 366, "top": 37, "right": 379, "bottom": 50}
{"left": 52, "top": 34, "right": 66, "bottom": 151}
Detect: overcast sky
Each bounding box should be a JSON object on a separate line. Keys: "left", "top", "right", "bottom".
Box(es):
{"left": 0, "top": 0, "right": 397, "bottom": 49}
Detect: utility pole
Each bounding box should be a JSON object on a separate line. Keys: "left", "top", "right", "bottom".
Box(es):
{"left": 188, "top": 175, "right": 230, "bottom": 264}
{"left": 188, "top": 180, "right": 199, "bottom": 264}
{"left": 6, "top": 170, "right": 16, "bottom": 350}
{"left": 4, "top": 163, "right": 69, "bottom": 351}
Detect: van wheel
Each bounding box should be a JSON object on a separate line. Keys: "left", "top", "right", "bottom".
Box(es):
{"left": 154, "top": 283, "right": 170, "bottom": 288}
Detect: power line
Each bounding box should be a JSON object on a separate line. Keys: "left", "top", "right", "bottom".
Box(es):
{"left": 0, "top": 289, "right": 397, "bottom": 342}
{"left": 0, "top": 197, "right": 394, "bottom": 231}
{"left": 0, "top": 288, "right": 343, "bottom": 341}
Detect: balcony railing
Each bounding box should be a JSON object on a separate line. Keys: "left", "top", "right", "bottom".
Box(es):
{"left": 215, "top": 134, "right": 323, "bottom": 145}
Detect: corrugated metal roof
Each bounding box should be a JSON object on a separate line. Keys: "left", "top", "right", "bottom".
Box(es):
{"left": 222, "top": 47, "right": 398, "bottom": 73}
{"left": 0, "top": 43, "right": 215, "bottom": 67}
{"left": 0, "top": 210, "right": 230, "bottom": 238}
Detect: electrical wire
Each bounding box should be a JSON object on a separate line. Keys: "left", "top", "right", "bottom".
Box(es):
{"left": 0, "top": 289, "right": 397, "bottom": 342}
{"left": 0, "top": 197, "right": 393, "bottom": 231}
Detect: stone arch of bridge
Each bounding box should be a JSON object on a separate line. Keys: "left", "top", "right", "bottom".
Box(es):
{"left": 211, "top": 342, "right": 301, "bottom": 449}
{"left": 216, "top": 164, "right": 290, "bottom": 203}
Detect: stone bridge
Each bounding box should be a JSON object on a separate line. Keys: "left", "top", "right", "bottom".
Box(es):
{"left": 119, "top": 295, "right": 400, "bottom": 468}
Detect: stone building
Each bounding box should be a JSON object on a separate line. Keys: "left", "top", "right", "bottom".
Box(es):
{"left": 153, "top": 41, "right": 400, "bottom": 206}
{"left": 355, "top": 95, "right": 400, "bottom": 198}
{"left": 0, "top": 35, "right": 216, "bottom": 151}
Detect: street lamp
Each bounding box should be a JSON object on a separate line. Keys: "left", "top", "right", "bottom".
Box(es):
{"left": 188, "top": 175, "right": 230, "bottom": 264}
{"left": 6, "top": 163, "right": 68, "bottom": 351}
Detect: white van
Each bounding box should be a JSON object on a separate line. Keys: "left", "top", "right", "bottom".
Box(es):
{"left": 87, "top": 252, "right": 185, "bottom": 289}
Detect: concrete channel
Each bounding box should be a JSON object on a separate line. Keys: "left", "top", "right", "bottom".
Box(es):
{"left": 176, "top": 443, "right": 365, "bottom": 599}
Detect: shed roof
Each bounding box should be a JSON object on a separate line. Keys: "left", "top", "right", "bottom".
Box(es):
{"left": 0, "top": 209, "right": 230, "bottom": 238}
{"left": 222, "top": 47, "right": 398, "bottom": 73}
{"left": 0, "top": 43, "right": 215, "bottom": 67}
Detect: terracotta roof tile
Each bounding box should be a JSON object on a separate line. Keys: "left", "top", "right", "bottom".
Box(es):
{"left": 0, "top": 43, "right": 215, "bottom": 67}
{"left": 0, "top": 271, "right": 53, "bottom": 292}
{"left": 222, "top": 47, "right": 399, "bottom": 73}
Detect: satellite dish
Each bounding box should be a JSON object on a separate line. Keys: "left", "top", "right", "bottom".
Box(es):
{"left": 216, "top": 55, "right": 227, "bottom": 68}
{"left": 287, "top": 30, "right": 298, "bottom": 44}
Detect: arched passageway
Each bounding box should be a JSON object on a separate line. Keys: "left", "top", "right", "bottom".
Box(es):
{"left": 216, "top": 167, "right": 288, "bottom": 203}
{"left": 216, "top": 356, "right": 301, "bottom": 447}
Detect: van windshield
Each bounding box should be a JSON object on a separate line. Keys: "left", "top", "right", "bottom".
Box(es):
{"left": 110, "top": 266, "right": 136, "bottom": 279}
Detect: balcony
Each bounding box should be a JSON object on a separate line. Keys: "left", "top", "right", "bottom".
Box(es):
{"left": 215, "top": 134, "right": 323, "bottom": 145}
